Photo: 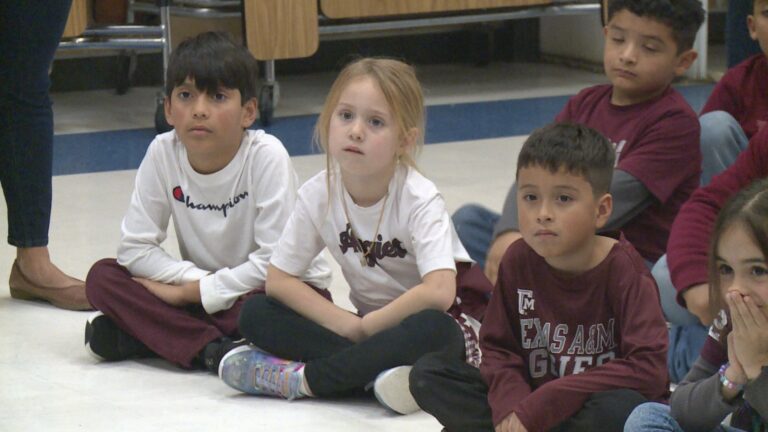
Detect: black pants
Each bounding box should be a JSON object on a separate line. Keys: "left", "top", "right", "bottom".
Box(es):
{"left": 411, "top": 350, "right": 647, "bottom": 432}
{"left": 238, "top": 295, "right": 467, "bottom": 397}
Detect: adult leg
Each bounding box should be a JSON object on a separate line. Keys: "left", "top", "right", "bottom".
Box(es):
{"left": 550, "top": 389, "right": 647, "bottom": 432}
{"left": 699, "top": 112, "right": 749, "bottom": 186}
{"left": 86, "top": 259, "right": 227, "bottom": 368}
{"left": 452, "top": 204, "right": 499, "bottom": 268}
{"left": 0, "top": 0, "right": 70, "bottom": 248}
{"left": 410, "top": 350, "right": 493, "bottom": 432}
{"left": 622, "top": 402, "right": 683, "bottom": 432}
{"left": 0, "top": 0, "right": 90, "bottom": 309}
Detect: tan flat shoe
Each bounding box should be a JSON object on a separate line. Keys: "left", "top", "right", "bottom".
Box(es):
{"left": 9, "top": 260, "right": 92, "bottom": 311}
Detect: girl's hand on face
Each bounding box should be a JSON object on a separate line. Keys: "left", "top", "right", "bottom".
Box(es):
{"left": 727, "top": 292, "right": 768, "bottom": 380}
{"left": 726, "top": 332, "right": 748, "bottom": 386}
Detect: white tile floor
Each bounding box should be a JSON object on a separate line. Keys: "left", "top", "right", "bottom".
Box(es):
{"left": 0, "top": 53, "right": 717, "bottom": 431}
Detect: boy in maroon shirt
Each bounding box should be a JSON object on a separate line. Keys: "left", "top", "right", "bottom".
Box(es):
{"left": 698, "top": 0, "right": 768, "bottom": 186}
{"left": 456, "top": 0, "right": 704, "bottom": 287}
{"left": 410, "top": 123, "right": 669, "bottom": 432}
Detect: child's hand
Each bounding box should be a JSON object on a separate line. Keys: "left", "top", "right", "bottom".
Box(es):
{"left": 725, "top": 332, "right": 748, "bottom": 397}
{"left": 495, "top": 413, "right": 527, "bottom": 432}
{"left": 134, "top": 277, "right": 197, "bottom": 307}
{"left": 727, "top": 292, "right": 768, "bottom": 380}
{"left": 337, "top": 313, "right": 365, "bottom": 343}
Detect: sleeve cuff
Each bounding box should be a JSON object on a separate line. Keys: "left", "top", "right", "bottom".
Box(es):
{"left": 198, "top": 273, "right": 227, "bottom": 314}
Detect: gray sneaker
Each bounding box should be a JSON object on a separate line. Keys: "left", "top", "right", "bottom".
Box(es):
{"left": 219, "top": 345, "right": 306, "bottom": 400}
{"left": 373, "top": 366, "right": 421, "bottom": 415}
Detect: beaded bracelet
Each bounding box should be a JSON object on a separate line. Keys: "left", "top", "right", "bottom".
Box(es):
{"left": 718, "top": 363, "right": 745, "bottom": 392}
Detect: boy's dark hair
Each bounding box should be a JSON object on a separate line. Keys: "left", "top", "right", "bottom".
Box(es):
{"left": 516, "top": 123, "right": 615, "bottom": 195}
{"left": 165, "top": 31, "right": 258, "bottom": 105}
{"left": 607, "top": 0, "right": 705, "bottom": 52}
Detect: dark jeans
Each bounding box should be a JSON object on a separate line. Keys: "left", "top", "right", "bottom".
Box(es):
{"left": 0, "top": 0, "right": 72, "bottom": 247}
{"left": 451, "top": 204, "right": 500, "bottom": 269}
{"left": 238, "top": 295, "right": 467, "bottom": 397}
{"left": 411, "top": 351, "right": 647, "bottom": 432}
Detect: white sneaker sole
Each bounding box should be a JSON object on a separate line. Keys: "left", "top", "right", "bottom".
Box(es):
{"left": 373, "top": 366, "right": 420, "bottom": 415}
{"left": 218, "top": 345, "right": 253, "bottom": 379}
{"left": 84, "top": 311, "right": 106, "bottom": 361}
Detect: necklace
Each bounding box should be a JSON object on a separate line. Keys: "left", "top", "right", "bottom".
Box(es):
{"left": 340, "top": 187, "right": 388, "bottom": 267}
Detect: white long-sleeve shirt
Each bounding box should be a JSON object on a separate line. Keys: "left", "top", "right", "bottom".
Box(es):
{"left": 117, "top": 129, "right": 331, "bottom": 313}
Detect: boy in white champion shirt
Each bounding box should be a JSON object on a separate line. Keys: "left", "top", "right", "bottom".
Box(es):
{"left": 83, "top": 32, "right": 330, "bottom": 372}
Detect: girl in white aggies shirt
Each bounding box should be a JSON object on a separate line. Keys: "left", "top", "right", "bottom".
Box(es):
{"left": 219, "top": 58, "right": 491, "bottom": 414}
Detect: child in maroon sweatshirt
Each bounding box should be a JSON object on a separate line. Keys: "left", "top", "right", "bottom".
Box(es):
{"left": 699, "top": 0, "right": 768, "bottom": 186}
{"left": 410, "top": 123, "right": 669, "bottom": 432}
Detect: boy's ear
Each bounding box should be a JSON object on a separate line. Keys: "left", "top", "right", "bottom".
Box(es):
{"left": 673, "top": 49, "right": 698, "bottom": 77}
{"left": 748, "top": 15, "right": 758, "bottom": 41}
{"left": 241, "top": 97, "right": 259, "bottom": 128}
{"left": 594, "top": 193, "right": 613, "bottom": 230}
{"left": 163, "top": 97, "right": 175, "bottom": 127}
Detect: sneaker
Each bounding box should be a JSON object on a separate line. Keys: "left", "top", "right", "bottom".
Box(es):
{"left": 373, "top": 366, "right": 421, "bottom": 415}
{"left": 219, "top": 345, "right": 305, "bottom": 400}
{"left": 84, "top": 312, "right": 152, "bottom": 361}
{"left": 202, "top": 337, "right": 248, "bottom": 373}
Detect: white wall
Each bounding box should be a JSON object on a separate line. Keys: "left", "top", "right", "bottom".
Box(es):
{"left": 538, "top": 3, "right": 709, "bottom": 79}
{"left": 539, "top": 13, "right": 605, "bottom": 64}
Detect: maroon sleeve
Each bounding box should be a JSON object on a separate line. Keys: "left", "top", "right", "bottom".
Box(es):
{"left": 555, "top": 95, "right": 576, "bottom": 123}
{"left": 511, "top": 252, "right": 669, "bottom": 431}
{"left": 700, "top": 68, "right": 741, "bottom": 116}
{"left": 617, "top": 106, "right": 701, "bottom": 204}
{"left": 668, "top": 128, "right": 768, "bottom": 302}
{"left": 479, "top": 244, "right": 533, "bottom": 427}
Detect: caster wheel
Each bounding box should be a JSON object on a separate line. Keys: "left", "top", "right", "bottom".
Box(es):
{"left": 258, "top": 85, "right": 274, "bottom": 127}
{"left": 115, "top": 50, "right": 137, "bottom": 95}
{"left": 154, "top": 96, "right": 172, "bottom": 134}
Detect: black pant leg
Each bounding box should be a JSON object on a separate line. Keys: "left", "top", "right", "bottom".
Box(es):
{"left": 238, "top": 295, "right": 353, "bottom": 362}
{"left": 550, "top": 389, "right": 648, "bottom": 432}
{"left": 305, "top": 309, "right": 466, "bottom": 397}
{"left": 410, "top": 350, "right": 494, "bottom": 432}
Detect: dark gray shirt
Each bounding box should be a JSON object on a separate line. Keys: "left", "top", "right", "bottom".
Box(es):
{"left": 670, "top": 356, "right": 768, "bottom": 431}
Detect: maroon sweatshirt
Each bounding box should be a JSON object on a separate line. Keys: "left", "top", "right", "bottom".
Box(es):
{"left": 701, "top": 53, "right": 768, "bottom": 139}
{"left": 556, "top": 84, "right": 700, "bottom": 262}
{"left": 480, "top": 235, "right": 669, "bottom": 431}
{"left": 668, "top": 127, "right": 768, "bottom": 303}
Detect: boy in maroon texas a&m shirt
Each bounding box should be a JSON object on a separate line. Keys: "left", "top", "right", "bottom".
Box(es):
{"left": 410, "top": 123, "right": 668, "bottom": 432}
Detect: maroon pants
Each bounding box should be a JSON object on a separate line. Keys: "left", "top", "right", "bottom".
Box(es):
{"left": 85, "top": 258, "right": 260, "bottom": 368}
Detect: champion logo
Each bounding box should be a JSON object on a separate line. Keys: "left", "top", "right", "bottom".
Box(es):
{"left": 173, "top": 186, "right": 185, "bottom": 202}
{"left": 171, "top": 186, "right": 249, "bottom": 218}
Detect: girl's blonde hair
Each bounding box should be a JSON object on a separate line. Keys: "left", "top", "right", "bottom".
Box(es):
{"left": 313, "top": 57, "right": 425, "bottom": 173}
{"left": 708, "top": 178, "right": 768, "bottom": 319}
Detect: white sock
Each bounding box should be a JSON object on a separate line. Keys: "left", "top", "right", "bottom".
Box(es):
{"left": 297, "top": 366, "right": 314, "bottom": 397}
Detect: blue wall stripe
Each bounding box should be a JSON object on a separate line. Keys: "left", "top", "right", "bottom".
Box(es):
{"left": 53, "top": 84, "right": 713, "bottom": 176}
